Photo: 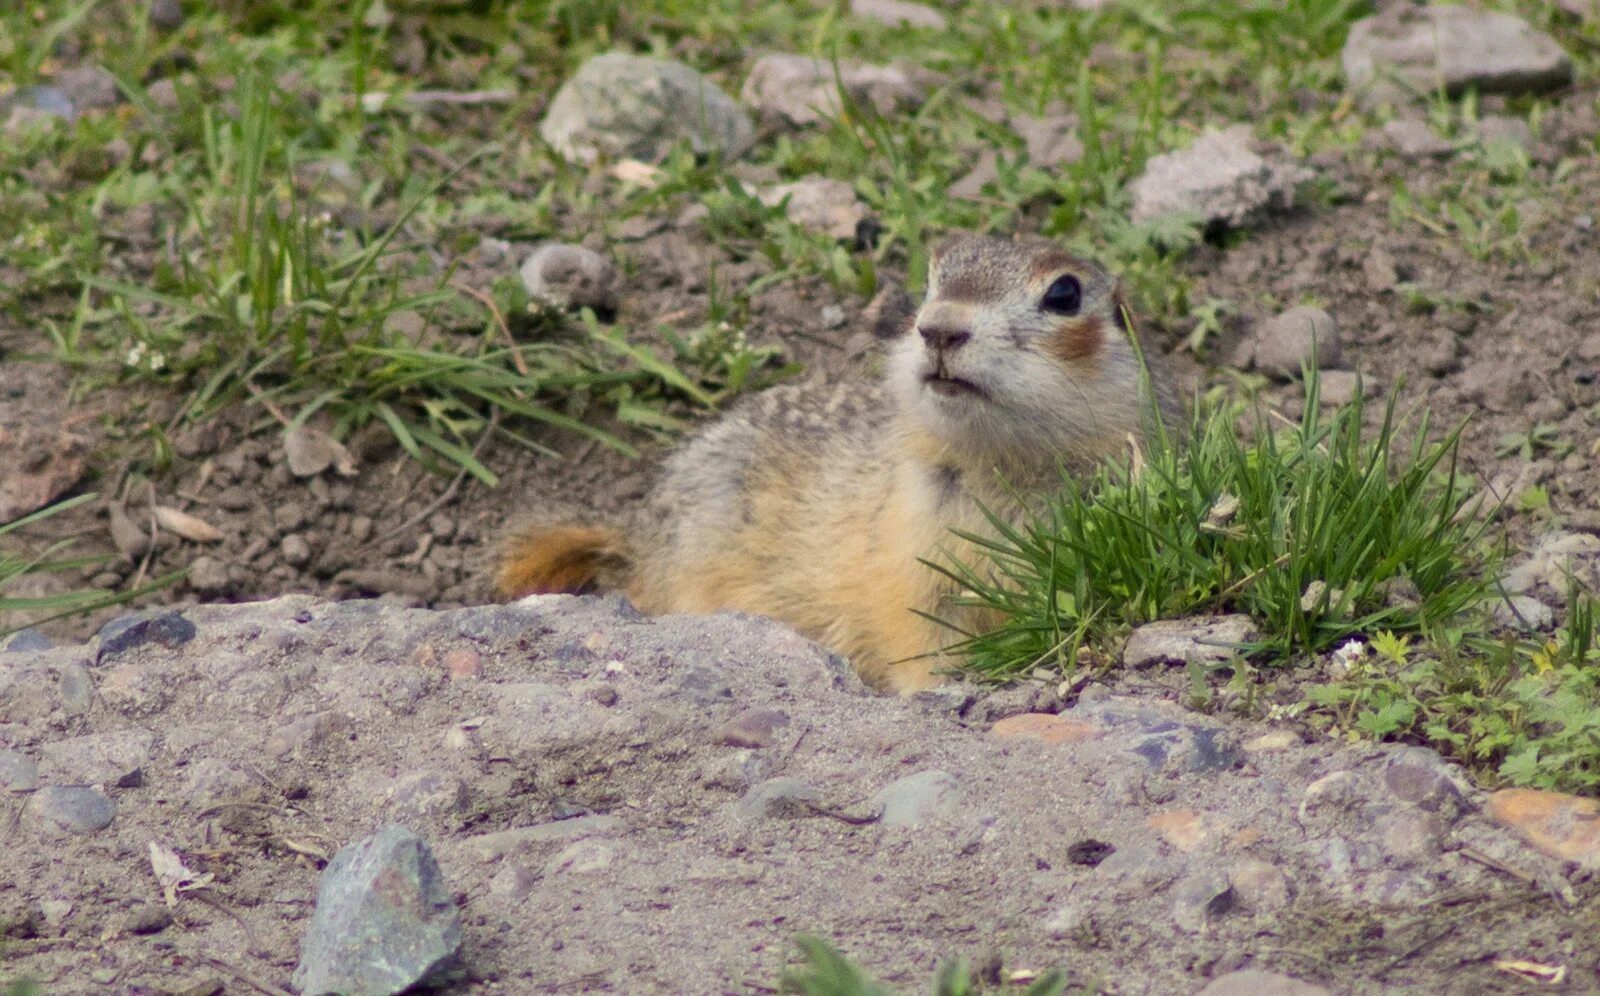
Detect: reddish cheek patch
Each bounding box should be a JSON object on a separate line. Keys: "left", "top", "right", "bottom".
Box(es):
{"left": 1048, "top": 315, "right": 1103, "bottom": 363}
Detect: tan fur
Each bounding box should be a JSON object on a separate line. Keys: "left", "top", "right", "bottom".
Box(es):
{"left": 496, "top": 526, "right": 628, "bottom": 596}
{"left": 496, "top": 235, "right": 1179, "bottom": 694}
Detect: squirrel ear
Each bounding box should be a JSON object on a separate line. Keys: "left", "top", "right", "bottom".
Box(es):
{"left": 928, "top": 236, "right": 961, "bottom": 270}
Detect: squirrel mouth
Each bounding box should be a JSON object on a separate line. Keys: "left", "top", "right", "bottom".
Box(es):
{"left": 923, "top": 372, "right": 985, "bottom": 398}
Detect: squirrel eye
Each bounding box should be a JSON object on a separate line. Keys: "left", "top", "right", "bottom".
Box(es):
{"left": 1040, "top": 274, "right": 1082, "bottom": 316}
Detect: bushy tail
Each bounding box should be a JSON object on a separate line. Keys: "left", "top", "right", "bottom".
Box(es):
{"left": 496, "top": 526, "right": 630, "bottom": 598}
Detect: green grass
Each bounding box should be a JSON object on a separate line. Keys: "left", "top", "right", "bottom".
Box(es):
{"left": 780, "top": 937, "right": 1083, "bottom": 996}
{"left": 942, "top": 375, "right": 1600, "bottom": 794}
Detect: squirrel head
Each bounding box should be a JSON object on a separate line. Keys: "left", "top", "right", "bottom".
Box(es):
{"left": 887, "top": 234, "right": 1168, "bottom": 475}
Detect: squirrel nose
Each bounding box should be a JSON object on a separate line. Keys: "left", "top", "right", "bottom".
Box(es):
{"left": 918, "top": 325, "right": 971, "bottom": 353}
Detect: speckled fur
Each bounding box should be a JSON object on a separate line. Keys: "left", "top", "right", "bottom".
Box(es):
{"left": 498, "top": 235, "right": 1180, "bottom": 693}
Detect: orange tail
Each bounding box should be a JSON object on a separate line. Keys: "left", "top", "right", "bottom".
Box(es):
{"left": 496, "top": 526, "right": 629, "bottom": 598}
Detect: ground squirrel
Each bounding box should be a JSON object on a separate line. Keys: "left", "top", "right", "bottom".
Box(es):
{"left": 497, "top": 235, "right": 1179, "bottom": 693}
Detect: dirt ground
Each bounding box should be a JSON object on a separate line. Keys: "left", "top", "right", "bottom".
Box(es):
{"left": 4, "top": 55, "right": 1600, "bottom": 996}
{"left": 5, "top": 91, "right": 1599, "bottom": 645}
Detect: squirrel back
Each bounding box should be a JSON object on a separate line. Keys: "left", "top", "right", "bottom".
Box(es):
{"left": 498, "top": 234, "right": 1179, "bottom": 692}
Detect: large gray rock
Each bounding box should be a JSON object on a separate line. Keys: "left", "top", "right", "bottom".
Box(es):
{"left": 1343, "top": 6, "right": 1572, "bottom": 104}
{"left": 1122, "top": 615, "right": 1259, "bottom": 668}
{"left": 1128, "top": 125, "right": 1309, "bottom": 229}
{"left": 539, "top": 53, "right": 752, "bottom": 165}
{"left": 292, "top": 825, "right": 462, "bottom": 996}
{"left": 742, "top": 53, "right": 935, "bottom": 127}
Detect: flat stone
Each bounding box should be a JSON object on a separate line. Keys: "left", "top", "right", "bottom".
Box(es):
{"left": 1128, "top": 125, "right": 1309, "bottom": 228}
{"left": 1343, "top": 6, "right": 1572, "bottom": 104}
{"left": 990, "top": 712, "right": 1102, "bottom": 745}
{"left": 1123, "top": 615, "right": 1258, "bottom": 667}
{"left": 539, "top": 53, "right": 752, "bottom": 164}
{"left": 1252, "top": 306, "right": 1343, "bottom": 380}
{"left": 543, "top": 839, "right": 614, "bottom": 876}
{"left": 1011, "top": 112, "right": 1083, "bottom": 168}
{"left": 1316, "top": 370, "right": 1379, "bottom": 407}
{"left": 96, "top": 610, "right": 197, "bottom": 662}
{"left": 1376, "top": 118, "right": 1454, "bottom": 158}
{"left": 519, "top": 243, "right": 618, "bottom": 313}
{"left": 27, "top": 785, "right": 117, "bottom": 836}
{"left": 1147, "top": 809, "right": 1208, "bottom": 853}
{"left": 3, "top": 628, "right": 52, "bottom": 653}
{"left": 1198, "top": 970, "right": 1331, "bottom": 996}
{"left": 291, "top": 826, "right": 462, "bottom": 996}
{"left": 1228, "top": 860, "right": 1291, "bottom": 912}
{"left": 759, "top": 177, "right": 868, "bottom": 241}
{"left": 1487, "top": 789, "right": 1600, "bottom": 869}
{"left": 1490, "top": 595, "right": 1554, "bottom": 631}
{"left": 737, "top": 777, "right": 821, "bottom": 819}
{"left": 741, "top": 53, "right": 934, "bottom": 128}
{"left": 871, "top": 769, "right": 961, "bottom": 827}
{"left": 851, "top": 0, "right": 946, "bottom": 30}
{"left": 0, "top": 749, "right": 39, "bottom": 792}
{"left": 1171, "top": 869, "right": 1233, "bottom": 932}
{"left": 711, "top": 708, "right": 791, "bottom": 749}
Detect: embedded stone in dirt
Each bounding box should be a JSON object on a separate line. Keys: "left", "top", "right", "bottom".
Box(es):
{"left": 741, "top": 53, "right": 935, "bottom": 128}
{"left": 1011, "top": 111, "right": 1084, "bottom": 168}
{"left": 758, "top": 177, "right": 869, "bottom": 241}
{"left": 850, "top": 0, "right": 947, "bottom": 30}
{"left": 25, "top": 785, "right": 117, "bottom": 836}
{"left": 1342, "top": 6, "right": 1573, "bottom": 104}
{"left": 1487, "top": 789, "right": 1600, "bottom": 869}
{"left": 1128, "top": 125, "right": 1310, "bottom": 229}
{"left": 519, "top": 243, "right": 619, "bottom": 313}
{"left": 1198, "top": 970, "right": 1331, "bottom": 996}
{"left": 871, "top": 769, "right": 961, "bottom": 827}
{"left": 0, "top": 414, "right": 89, "bottom": 521}
{"left": 1122, "top": 615, "right": 1259, "bottom": 668}
{"left": 1249, "top": 305, "right": 1343, "bottom": 380}
{"left": 95, "top": 610, "right": 197, "bottom": 662}
{"left": 292, "top": 825, "right": 463, "bottom": 996}
{"left": 538, "top": 53, "right": 753, "bottom": 165}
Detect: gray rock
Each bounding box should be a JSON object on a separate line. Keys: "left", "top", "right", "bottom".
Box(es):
{"left": 292, "top": 826, "right": 462, "bottom": 996}
{"left": 1252, "top": 306, "right": 1342, "bottom": 380}
{"left": 1128, "top": 125, "right": 1310, "bottom": 228}
{"left": 57, "top": 661, "right": 94, "bottom": 715}
{"left": 1298, "top": 770, "right": 1364, "bottom": 827}
{"left": 1478, "top": 114, "right": 1532, "bottom": 151}
{"left": 543, "top": 839, "right": 615, "bottom": 876}
{"left": 4, "top": 85, "right": 77, "bottom": 125}
{"left": 742, "top": 53, "right": 933, "bottom": 128}
{"left": 851, "top": 0, "right": 946, "bottom": 30}
{"left": 1314, "top": 370, "right": 1378, "bottom": 407}
{"left": 519, "top": 243, "right": 619, "bottom": 313}
{"left": 1011, "top": 112, "right": 1084, "bottom": 168}
{"left": 281, "top": 533, "right": 312, "bottom": 568}
{"left": 758, "top": 177, "right": 868, "bottom": 241}
{"left": 1375, "top": 809, "right": 1446, "bottom": 866}
{"left": 1171, "top": 870, "right": 1233, "bottom": 932}
{"left": 711, "top": 707, "right": 791, "bottom": 749}
{"left": 737, "top": 777, "right": 821, "bottom": 819}
{"left": 1130, "top": 724, "right": 1240, "bottom": 775}
{"left": 539, "top": 53, "right": 752, "bottom": 164}
{"left": 949, "top": 150, "right": 1000, "bottom": 200}
{"left": 871, "top": 769, "right": 961, "bottom": 827}
{"left": 55, "top": 65, "right": 121, "bottom": 111}
{"left": 1381, "top": 761, "right": 1465, "bottom": 821}
{"left": 1490, "top": 594, "right": 1554, "bottom": 631}
{"left": 27, "top": 785, "right": 117, "bottom": 836}
{"left": 96, "top": 610, "right": 197, "bottom": 662}
{"left": 0, "top": 749, "right": 39, "bottom": 792}
{"left": 148, "top": 0, "right": 184, "bottom": 30}
{"left": 188, "top": 554, "right": 231, "bottom": 595}
{"left": 1228, "top": 859, "right": 1291, "bottom": 912}
{"left": 1343, "top": 6, "right": 1572, "bottom": 104}
{"left": 3, "top": 628, "right": 51, "bottom": 652}
{"left": 1375, "top": 118, "right": 1453, "bottom": 158}
{"left": 1198, "top": 970, "right": 1331, "bottom": 996}
{"left": 1123, "top": 615, "right": 1258, "bottom": 668}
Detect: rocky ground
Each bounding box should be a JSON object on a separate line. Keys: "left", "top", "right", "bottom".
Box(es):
{"left": 3, "top": 595, "right": 1599, "bottom": 995}
{"left": 5, "top": 1, "right": 1600, "bottom": 994}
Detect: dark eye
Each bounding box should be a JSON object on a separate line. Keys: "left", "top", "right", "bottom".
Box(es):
{"left": 1040, "top": 274, "right": 1082, "bottom": 316}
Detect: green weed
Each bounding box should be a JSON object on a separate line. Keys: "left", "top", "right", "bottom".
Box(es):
{"left": 780, "top": 937, "right": 1080, "bottom": 996}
